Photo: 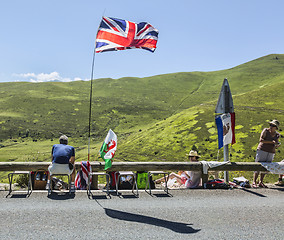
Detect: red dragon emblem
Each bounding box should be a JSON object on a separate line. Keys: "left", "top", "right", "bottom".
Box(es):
{"left": 103, "top": 139, "right": 117, "bottom": 158}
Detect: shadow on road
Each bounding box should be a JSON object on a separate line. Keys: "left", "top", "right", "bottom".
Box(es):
{"left": 270, "top": 186, "right": 284, "bottom": 192}
{"left": 151, "top": 193, "right": 173, "bottom": 198}
{"left": 240, "top": 188, "right": 267, "bottom": 197}
{"left": 47, "top": 192, "right": 75, "bottom": 200}
{"left": 6, "top": 193, "right": 31, "bottom": 199}
{"left": 104, "top": 208, "right": 200, "bottom": 234}
{"left": 89, "top": 194, "right": 110, "bottom": 200}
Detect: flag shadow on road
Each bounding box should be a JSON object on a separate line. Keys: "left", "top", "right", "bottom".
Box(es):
{"left": 104, "top": 208, "right": 200, "bottom": 234}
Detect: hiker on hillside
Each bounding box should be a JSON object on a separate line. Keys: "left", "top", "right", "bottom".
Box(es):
{"left": 46, "top": 135, "right": 76, "bottom": 192}
{"left": 155, "top": 150, "right": 202, "bottom": 189}
{"left": 252, "top": 120, "right": 280, "bottom": 188}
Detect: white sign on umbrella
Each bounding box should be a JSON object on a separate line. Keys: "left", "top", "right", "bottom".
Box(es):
{"left": 215, "top": 78, "right": 235, "bottom": 182}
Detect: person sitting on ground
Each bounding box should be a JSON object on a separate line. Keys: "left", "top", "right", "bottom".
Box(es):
{"left": 155, "top": 171, "right": 189, "bottom": 187}
{"left": 46, "top": 135, "right": 76, "bottom": 192}
{"left": 155, "top": 150, "right": 202, "bottom": 189}
{"left": 275, "top": 174, "right": 284, "bottom": 186}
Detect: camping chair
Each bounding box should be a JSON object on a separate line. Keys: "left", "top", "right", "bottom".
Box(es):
{"left": 48, "top": 173, "right": 71, "bottom": 195}
{"left": 146, "top": 171, "right": 169, "bottom": 195}
{"left": 115, "top": 171, "right": 139, "bottom": 197}
{"left": 7, "top": 171, "right": 32, "bottom": 196}
{"left": 87, "top": 172, "right": 110, "bottom": 197}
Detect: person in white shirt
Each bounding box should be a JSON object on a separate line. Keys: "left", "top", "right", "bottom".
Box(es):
{"left": 155, "top": 150, "right": 202, "bottom": 189}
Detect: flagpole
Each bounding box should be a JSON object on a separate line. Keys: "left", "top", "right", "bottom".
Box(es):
{"left": 87, "top": 17, "right": 103, "bottom": 161}
{"left": 88, "top": 49, "right": 96, "bottom": 161}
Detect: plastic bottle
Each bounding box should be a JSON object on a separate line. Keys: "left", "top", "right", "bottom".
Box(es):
{"left": 42, "top": 173, "right": 47, "bottom": 181}
{"left": 35, "top": 172, "right": 41, "bottom": 181}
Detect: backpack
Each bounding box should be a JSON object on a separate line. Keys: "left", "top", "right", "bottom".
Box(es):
{"left": 118, "top": 174, "right": 133, "bottom": 190}
{"left": 233, "top": 177, "right": 251, "bottom": 188}
{"left": 205, "top": 179, "right": 230, "bottom": 189}
{"left": 136, "top": 172, "right": 148, "bottom": 189}
{"left": 136, "top": 172, "right": 156, "bottom": 190}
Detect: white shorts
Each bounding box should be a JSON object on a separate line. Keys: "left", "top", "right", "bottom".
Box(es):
{"left": 48, "top": 163, "right": 73, "bottom": 175}
{"left": 255, "top": 150, "right": 274, "bottom": 174}
{"left": 255, "top": 149, "right": 274, "bottom": 162}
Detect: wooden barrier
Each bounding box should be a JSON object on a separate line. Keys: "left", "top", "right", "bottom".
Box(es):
{"left": 0, "top": 161, "right": 271, "bottom": 188}
{"left": 0, "top": 161, "right": 266, "bottom": 188}
{"left": 0, "top": 161, "right": 268, "bottom": 172}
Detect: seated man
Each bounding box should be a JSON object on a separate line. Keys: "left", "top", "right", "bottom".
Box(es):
{"left": 155, "top": 150, "right": 202, "bottom": 189}
{"left": 46, "top": 135, "right": 76, "bottom": 192}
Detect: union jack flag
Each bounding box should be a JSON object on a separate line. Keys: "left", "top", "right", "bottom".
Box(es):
{"left": 95, "top": 16, "right": 159, "bottom": 53}
{"left": 75, "top": 161, "right": 92, "bottom": 190}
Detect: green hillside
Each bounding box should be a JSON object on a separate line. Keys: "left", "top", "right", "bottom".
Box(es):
{"left": 1, "top": 53, "right": 284, "bottom": 175}
{"left": 117, "top": 80, "right": 284, "bottom": 163}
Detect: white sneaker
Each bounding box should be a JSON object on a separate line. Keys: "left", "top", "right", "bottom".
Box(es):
{"left": 45, "top": 182, "right": 50, "bottom": 190}
{"left": 70, "top": 184, "right": 76, "bottom": 193}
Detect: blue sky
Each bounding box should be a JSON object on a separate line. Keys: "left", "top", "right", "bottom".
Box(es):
{"left": 1, "top": 0, "right": 284, "bottom": 82}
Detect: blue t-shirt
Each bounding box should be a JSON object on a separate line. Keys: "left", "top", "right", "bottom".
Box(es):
{"left": 52, "top": 144, "right": 75, "bottom": 164}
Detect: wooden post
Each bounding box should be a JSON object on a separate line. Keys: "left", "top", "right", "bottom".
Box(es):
{"left": 202, "top": 173, "right": 208, "bottom": 188}
{"left": 91, "top": 175, "right": 98, "bottom": 190}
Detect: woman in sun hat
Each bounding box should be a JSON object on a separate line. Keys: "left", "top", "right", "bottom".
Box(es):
{"left": 186, "top": 150, "right": 201, "bottom": 159}
{"left": 252, "top": 120, "right": 281, "bottom": 188}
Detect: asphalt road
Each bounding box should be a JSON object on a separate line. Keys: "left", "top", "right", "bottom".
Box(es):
{"left": 0, "top": 187, "right": 284, "bottom": 240}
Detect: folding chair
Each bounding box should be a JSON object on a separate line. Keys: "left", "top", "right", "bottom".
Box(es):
{"left": 48, "top": 173, "right": 71, "bottom": 195}
{"left": 115, "top": 171, "right": 139, "bottom": 196}
{"left": 87, "top": 172, "right": 110, "bottom": 196}
{"left": 146, "top": 171, "right": 169, "bottom": 195}
{"left": 7, "top": 171, "right": 32, "bottom": 196}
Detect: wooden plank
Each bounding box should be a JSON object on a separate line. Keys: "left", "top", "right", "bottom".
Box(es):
{"left": 0, "top": 161, "right": 268, "bottom": 172}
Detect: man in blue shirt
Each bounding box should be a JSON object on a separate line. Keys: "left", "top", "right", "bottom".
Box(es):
{"left": 47, "top": 135, "right": 76, "bottom": 192}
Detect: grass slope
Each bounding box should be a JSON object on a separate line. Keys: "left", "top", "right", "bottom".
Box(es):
{"left": 1, "top": 54, "right": 284, "bottom": 174}
{"left": 117, "top": 78, "right": 284, "bottom": 163}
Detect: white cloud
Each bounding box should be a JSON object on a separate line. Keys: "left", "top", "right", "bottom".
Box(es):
{"left": 12, "top": 72, "right": 88, "bottom": 82}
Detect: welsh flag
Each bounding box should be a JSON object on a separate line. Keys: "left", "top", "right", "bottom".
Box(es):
{"left": 100, "top": 129, "right": 117, "bottom": 170}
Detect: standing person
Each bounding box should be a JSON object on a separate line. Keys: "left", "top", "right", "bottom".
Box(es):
{"left": 46, "top": 135, "right": 76, "bottom": 192}
{"left": 252, "top": 120, "right": 280, "bottom": 188}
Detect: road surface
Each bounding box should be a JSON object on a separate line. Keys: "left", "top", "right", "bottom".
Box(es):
{"left": 0, "top": 187, "right": 283, "bottom": 239}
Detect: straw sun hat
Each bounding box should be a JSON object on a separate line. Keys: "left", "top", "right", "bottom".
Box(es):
{"left": 186, "top": 150, "right": 201, "bottom": 158}
{"left": 269, "top": 119, "right": 280, "bottom": 129}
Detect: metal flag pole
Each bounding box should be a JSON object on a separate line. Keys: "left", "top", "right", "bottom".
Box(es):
{"left": 223, "top": 81, "right": 231, "bottom": 182}
{"left": 215, "top": 78, "right": 234, "bottom": 182}
{"left": 87, "top": 50, "right": 96, "bottom": 161}
{"left": 87, "top": 17, "right": 103, "bottom": 161}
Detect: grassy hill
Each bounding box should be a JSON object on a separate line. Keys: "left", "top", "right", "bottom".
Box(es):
{"left": 1, "top": 53, "right": 284, "bottom": 182}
